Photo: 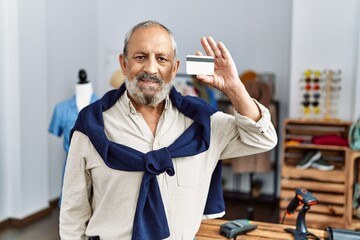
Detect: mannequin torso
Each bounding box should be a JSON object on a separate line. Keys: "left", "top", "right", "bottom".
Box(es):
{"left": 76, "top": 69, "right": 93, "bottom": 111}
{"left": 76, "top": 82, "right": 93, "bottom": 111}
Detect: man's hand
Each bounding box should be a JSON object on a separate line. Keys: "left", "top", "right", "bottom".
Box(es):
{"left": 195, "top": 36, "right": 261, "bottom": 121}
{"left": 195, "top": 36, "right": 241, "bottom": 96}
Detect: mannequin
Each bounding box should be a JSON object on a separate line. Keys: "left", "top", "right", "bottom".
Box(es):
{"left": 76, "top": 69, "right": 94, "bottom": 111}
{"left": 49, "top": 69, "right": 98, "bottom": 154}
{"left": 49, "top": 69, "right": 99, "bottom": 207}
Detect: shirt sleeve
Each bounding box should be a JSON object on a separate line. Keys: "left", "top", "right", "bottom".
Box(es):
{"left": 215, "top": 99, "right": 278, "bottom": 160}
{"left": 59, "top": 131, "right": 92, "bottom": 240}
{"left": 48, "top": 104, "right": 63, "bottom": 137}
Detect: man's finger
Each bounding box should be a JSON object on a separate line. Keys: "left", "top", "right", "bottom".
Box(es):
{"left": 195, "top": 51, "right": 204, "bottom": 56}
{"left": 201, "top": 37, "right": 215, "bottom": 57}
{"left": 207, "top": 37, "right": 223, "bottom": 59}
{"left": 217, "top": 42, "right": 232, "bottom": 60}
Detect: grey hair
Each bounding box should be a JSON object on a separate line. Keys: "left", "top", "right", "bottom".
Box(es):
{"left": 122, "top": 20, "right": 177, "bottom": 61}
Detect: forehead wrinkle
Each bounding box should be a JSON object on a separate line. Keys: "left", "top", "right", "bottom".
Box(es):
{"left": 132, "top": 41, "right": 171, "bottom": 54}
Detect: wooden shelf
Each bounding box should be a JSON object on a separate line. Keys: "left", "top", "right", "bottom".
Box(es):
{"left": 284, "top": 118, "right": 353, "bottom": 126}
{"left": 346, "top": 150, "right": 360, "bottom": 229}
{"left": 280, "top": 118, "right": 352, "bottom": 229}
{"left": 281, "top": 166, "right": 345, "bottom": 183}
{"left": 285, "top": 143, "right": 348, "bottom": 151}
{"left": 281, "top": 178, "right": 345, "bottom": 193}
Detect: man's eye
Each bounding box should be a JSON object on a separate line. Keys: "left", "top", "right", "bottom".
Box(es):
{"left": 134, "top": 56, "right": 145, "bottom": 60}
{"left": 158, "top": 57, "right": 167, "bottom": 62}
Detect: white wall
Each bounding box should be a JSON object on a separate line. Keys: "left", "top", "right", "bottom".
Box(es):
{"left": 46, "top": 0, "right": 98, "bottom": 200}
{"left": 0, "top": 0, "right": 48, "bottom": 221}
{"left": 354, "top": 11, "right": 360, "bottom": 121}
{"left": 289, "top": 0, "right": 360, "bottom": 121}
{"left": 0, "top": 0, "right": 8, "bottom": 221}
{"left": 1, "top": 0, "right": 23, "bottom": 222}
{"left": 18, "top": 0, "right": 48, "bottom": 217}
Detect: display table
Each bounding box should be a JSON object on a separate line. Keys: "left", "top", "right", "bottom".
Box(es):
{"left": 196, "top": 219, "right": 325, "bottom": 239}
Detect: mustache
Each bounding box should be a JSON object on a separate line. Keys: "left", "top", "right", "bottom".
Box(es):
{"left": 136, "top": 73, "right": 163, "bottom": 83}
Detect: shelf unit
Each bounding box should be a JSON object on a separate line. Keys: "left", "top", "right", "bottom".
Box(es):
{"left": 347, "top": 150, "right": 360, "bottom": 229}
{"left": 280, "top": 118, "right": 353, "bottom": 229}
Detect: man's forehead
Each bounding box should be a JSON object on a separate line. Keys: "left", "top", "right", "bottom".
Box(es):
{"left": 127, "top": 26, "right": 173, "bottom": 53}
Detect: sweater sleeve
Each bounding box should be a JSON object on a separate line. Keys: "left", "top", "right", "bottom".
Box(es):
{"left": 59, "top": 131, "right": 92, "bottom": 240}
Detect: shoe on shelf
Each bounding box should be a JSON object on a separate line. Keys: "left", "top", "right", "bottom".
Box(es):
{"left": 296, "top": 150, "right": 322, "bottom": 170}
{"left": 311, "top": 157, "right": 334, "bottom": 171}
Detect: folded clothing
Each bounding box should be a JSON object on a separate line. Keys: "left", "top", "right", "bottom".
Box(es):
{"left": 312, "top": 134, "right": 348, "bottom": 147}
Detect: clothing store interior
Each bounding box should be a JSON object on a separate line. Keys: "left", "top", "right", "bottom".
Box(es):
{"left": 1, "top": 1, "right": 360, "bottom": 239}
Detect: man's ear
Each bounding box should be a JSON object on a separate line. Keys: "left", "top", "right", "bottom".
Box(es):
{"left": 171, "top": 59, "right": 180, "bottom": 79}
{"left": 119, "top": 54, "right": 127, "bottom": 74}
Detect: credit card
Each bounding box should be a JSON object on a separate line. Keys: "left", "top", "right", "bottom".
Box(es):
{"left": 186, "top": 55, "right": 214, "bottom": 75}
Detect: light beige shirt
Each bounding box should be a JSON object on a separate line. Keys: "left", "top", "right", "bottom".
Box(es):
{"left": 59, "top": 91, "right": 277, "bottom": 240}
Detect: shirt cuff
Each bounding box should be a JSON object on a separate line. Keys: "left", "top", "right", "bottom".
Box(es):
{"left": 233, "top": 99, "right": 272, "bottom": 134}
{"left": 202, "top": 211, "right": 225, "bottom": 219}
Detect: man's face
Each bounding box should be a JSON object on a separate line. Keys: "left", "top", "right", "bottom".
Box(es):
{"left": 120, "top": 26, "right": 180, "bottom": 106}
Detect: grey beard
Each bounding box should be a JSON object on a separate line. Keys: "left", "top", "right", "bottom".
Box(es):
{"left": 125, "top": 76, "right": 172, "bottom": 107}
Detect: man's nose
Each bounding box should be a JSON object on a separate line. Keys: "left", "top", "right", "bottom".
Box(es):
{"left": 143, "top": 57, "right": 158, "bottom": 74}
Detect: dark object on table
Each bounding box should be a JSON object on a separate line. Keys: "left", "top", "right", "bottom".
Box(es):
{"left": 219, "top": 219, "right": 257, "bottom": 238}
